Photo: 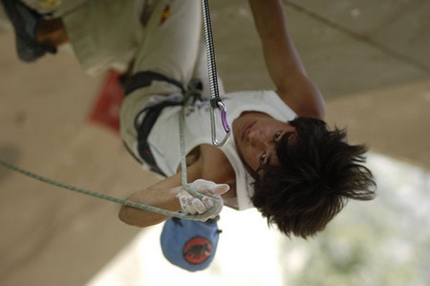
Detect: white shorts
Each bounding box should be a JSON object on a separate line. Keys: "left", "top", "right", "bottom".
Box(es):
{"left": 63, "top": 0, "right": 201, "bottom": 82}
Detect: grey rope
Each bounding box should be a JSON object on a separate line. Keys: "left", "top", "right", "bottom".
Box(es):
{"left": 0, "top": 158, "right": 208, "bottom": 220}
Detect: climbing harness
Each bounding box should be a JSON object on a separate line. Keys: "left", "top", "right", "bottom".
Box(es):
{"left": 0, "top": 0, "right": 226, "bottom": 221}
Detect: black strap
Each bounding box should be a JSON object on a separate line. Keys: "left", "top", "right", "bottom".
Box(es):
{"left": 135, "top": 100, "right": 183, "bottom": 176}
{"left": 120, "top": 71, "right": 185, "bottom": 176}
{"left": 123, "top": 71, "right": 185, "bottom": 96}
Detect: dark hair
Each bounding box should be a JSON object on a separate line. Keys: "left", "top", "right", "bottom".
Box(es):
{"left": 251, "top": 117, "right": 376, "bottom": 238}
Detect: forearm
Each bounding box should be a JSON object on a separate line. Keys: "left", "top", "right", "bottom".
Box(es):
{"left": 248, "top": 0, "right": 288, "bottom": 38}
{"left": 119, "top": 157, "right": 203, "bottom": 227}
{"left": 247, "top": 0, "right": 325, "bottom": 118}
{"left": 248, "top": 0, "right": 306, "bottom": 84}
{"left": 118, "top": 186, "right": 182, "bottom": 227}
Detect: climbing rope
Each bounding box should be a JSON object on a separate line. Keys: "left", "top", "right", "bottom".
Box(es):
{"left": 0, "top": 158, "right": 212, "bottom": 220}
{"left": 0, "top": 0, "right": 224, "bottom": 221}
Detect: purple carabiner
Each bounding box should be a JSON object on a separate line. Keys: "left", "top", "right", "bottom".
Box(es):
{"left": 220, "top": 104, "right": 230, "bottom": 133}
{"left": 210, "top": 101, "right": 230, "bottom": 147}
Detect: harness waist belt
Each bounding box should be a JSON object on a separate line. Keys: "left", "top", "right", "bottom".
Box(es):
{"left": 122, "top": 71, "right": 185, "bottom": 176}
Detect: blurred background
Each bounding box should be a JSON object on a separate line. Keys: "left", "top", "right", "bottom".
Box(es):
{"left": 1, "top": 0, "right": 429, "bottom": 285}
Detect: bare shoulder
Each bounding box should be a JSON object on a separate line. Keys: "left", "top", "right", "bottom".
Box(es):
{"left": 198, "top": 144, "right": 236, "bottom": 185}
{"left": 180, "top": 144, "right": 235, "bottom": 188}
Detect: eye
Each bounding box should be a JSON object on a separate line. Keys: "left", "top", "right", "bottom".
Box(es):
{"left": 273, "top": 131, "right": 282, "bottom": 141}
{"left": 259, "top": 153, "right": 266, "bottom": 164}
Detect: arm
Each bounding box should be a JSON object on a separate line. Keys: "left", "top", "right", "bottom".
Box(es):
{"left": 118, "top": 149, "right": 230, "bottom": 227}
{"left": 248, "top": 0, "right": 326, "bottom": 119}
{"left": 118, "top": 171, "right": 184, "bottom": 227}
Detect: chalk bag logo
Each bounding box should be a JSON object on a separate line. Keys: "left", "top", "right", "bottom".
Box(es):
{"left": 183, "top": 236, "right": 213, "bottom": 265}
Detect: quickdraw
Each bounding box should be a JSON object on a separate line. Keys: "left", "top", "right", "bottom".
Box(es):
{"left": 202, "top": 0, "right": 230, "bottom": 147}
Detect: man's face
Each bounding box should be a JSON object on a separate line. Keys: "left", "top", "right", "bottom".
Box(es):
{"left": 233, "top": 112, "right": 296, "bottom": 172}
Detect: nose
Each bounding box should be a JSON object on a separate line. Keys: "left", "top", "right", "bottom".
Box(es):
{"left": 248, "top": 129, "right": 270, "bottom": 147}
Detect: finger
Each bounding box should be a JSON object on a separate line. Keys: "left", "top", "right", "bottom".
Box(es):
{"left": 202, "top": 196, "right": 214, "bottom": 210}
{"left": 191, "top": 198, "right": 207, "bottom": 214}
{"left": 179, "top": 194, "right": 196, "bottom": 214}
{"left": 180, "top": 203, "right": 191, "bottom": 214}
{"left": 213, "top": 184, "right": 230, "bottom": 195}
{"left": 197, "top": 184, "right": 229, "bottom": 197}
{"left": 191, "top": 179, "right": 216, "bottom": 191}
{"left": 179, "top": 195, "right": 192, "bottom": 207}
{"left": 196, "top": 200, "right": 223, "bottom": 221}
{"left": 181, "top": 200, "right": 195, "bottom": 214}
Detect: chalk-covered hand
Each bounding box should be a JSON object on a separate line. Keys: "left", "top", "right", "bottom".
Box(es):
{"left": 176, "top": 179, "right": 229, "bottom": 220}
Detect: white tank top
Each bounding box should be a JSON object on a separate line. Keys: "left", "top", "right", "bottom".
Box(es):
{"left": 146, "top": 90, "right": 297, "bottom": 210}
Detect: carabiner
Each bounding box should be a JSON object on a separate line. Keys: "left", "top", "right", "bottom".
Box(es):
{"left": 210, "top": 100, "right": 230, "bottom": 147}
